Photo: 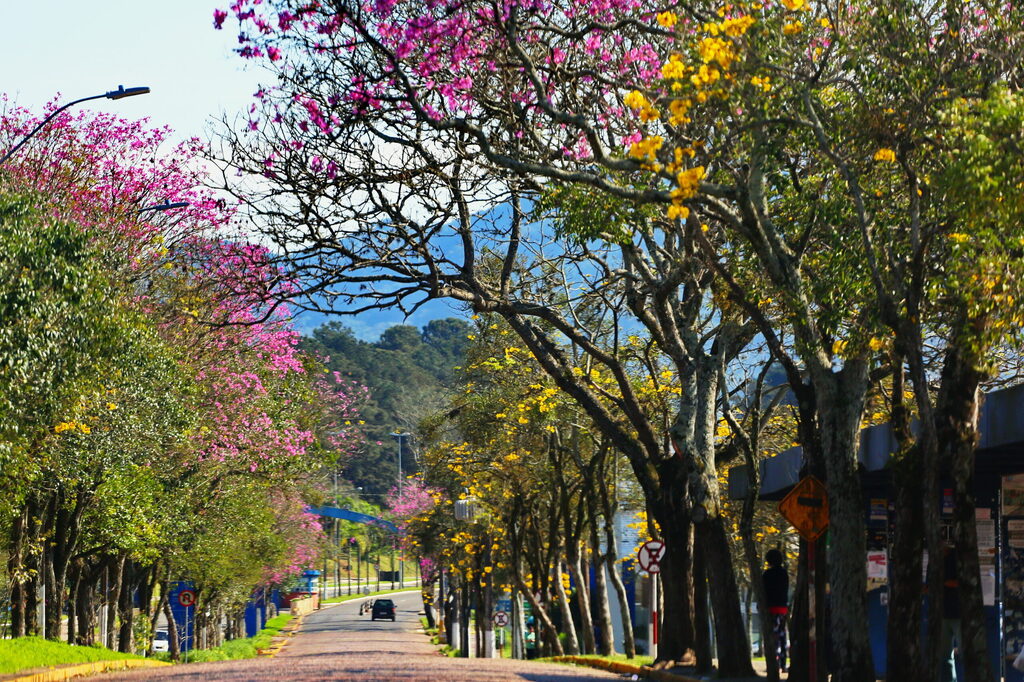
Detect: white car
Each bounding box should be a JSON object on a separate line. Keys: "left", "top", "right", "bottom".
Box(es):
{"left": 152, "top": 630, "right": 170, "bottom": 653}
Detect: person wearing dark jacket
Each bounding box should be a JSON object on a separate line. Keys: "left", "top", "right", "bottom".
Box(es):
{"left": 763, "top": 548, "right": 789, "bottom": 673}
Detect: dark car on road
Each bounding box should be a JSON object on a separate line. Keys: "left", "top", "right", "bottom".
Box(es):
{"left": 371, "top": 598, "right": 396, "bottom": 621}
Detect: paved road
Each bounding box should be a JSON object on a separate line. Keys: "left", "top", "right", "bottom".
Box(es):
{"left": 102, "top": 591, "right": 622, "bottom": 681}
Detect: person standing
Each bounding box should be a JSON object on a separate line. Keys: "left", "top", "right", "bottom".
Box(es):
{"left": 941, "top": 544, "right": 961, "bottom": 682}
{"left": 763, "top": 548, "right": 790, "bottom": 673}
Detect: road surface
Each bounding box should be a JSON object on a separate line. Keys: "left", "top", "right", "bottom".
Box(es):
{"left": 102, "top": 591, "right": 623, "bottom": 681}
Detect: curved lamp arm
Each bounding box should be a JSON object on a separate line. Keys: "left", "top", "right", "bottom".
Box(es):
{"left": 0, "top": 85, "right": 150, "bottom": 165}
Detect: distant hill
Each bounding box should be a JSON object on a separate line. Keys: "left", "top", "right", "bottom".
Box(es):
{"left": 301, "top": 319, "right": 471, "bottom": 495}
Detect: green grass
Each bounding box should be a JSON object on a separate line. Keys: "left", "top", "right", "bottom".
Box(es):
{"left": 541, "top": 652, "right": 656, "bottom": 667}
{"left": 153, "top": 613, "right": 293, "bottom": 663}
{"left": 0, "top": 636, "right": 145, "bottom": 674}
{"left": 322, "top": 586, "right": 420, "bottom": 604}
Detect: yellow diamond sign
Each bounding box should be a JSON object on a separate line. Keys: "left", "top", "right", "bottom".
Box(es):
{"left": 779, "top": 475, "right": 829, "bottom": 541}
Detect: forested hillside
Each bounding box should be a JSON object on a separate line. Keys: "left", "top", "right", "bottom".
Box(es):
{"left": 301, "top": 319, "right": 471, "bottom": 495}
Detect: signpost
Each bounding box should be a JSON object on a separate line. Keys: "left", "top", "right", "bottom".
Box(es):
{"left": 637, "top": 540, "right": 665, "bottom": 574}
{"left": 172, "top": 585, "right": 197, "bottom": 663}
{"left": 779, "top": 475, "right": 829, "bottom": 682}
{"left": 493, "top": 610, "right": 509, "bottom": 628}
{"left": 637, "top": 540, "right": 666, "bottom": 660}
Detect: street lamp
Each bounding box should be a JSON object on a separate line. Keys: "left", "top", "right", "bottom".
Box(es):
{"left": 391, "top": 432, "right": 411, "bottom": 494}
{"left": 0, "top": 85, "right": 150, "bottom": 165}
{"left": 138, "top": 200, "right": 188, "bottom": 213}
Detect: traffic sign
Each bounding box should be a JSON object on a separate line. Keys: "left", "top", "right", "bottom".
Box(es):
{"left": 637, "top": 540, "right": 666, "bottom": 574}
{"left": 177, "top": 589, "right": 196, "bottom": 608}
{"left": 779, "top": 475, "right": 829, "bottom": 541}
{"left": 493, "top": 611, "right": 510, "bottom": 627}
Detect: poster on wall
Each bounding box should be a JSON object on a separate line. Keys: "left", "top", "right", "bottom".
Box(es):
{"left": 1005, "top": 475, "right": 1024, "bottom": 516}
{"left": 867, "top": 550, "right": 888, "bottom": 579}
{"left": 978, "top": 510, "right": 997, "bottom": 606}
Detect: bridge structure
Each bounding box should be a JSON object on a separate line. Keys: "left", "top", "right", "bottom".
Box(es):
{"left": 306, "top": 505, "right": 399, "bottom": 534}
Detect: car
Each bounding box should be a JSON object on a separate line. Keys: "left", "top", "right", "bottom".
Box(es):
{"left": 371, "top": 598, "right": 396, "bottom": 621}
{"left": 152, "top": 630, "right": 170, "bottom": 653}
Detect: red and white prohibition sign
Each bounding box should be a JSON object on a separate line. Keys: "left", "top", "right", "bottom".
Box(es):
{"left": 177, "top": 589, "right": 197, "bottom": 608}
{"left": 637, "top": 540, "right": 666, "bottom": 574}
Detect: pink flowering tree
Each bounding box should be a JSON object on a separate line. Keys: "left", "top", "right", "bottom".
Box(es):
{"left": 0, "top": 101, "right": 371, "bottom": 648}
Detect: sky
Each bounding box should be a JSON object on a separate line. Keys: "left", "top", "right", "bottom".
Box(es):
{"left": 0, "top": 0, "right": 464, "bottom": 340}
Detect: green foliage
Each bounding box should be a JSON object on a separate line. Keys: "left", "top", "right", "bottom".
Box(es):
{"left": 0, "top": 637, "right": 144, "bottom": 674}
{"left": 153, "top": 613, "right": 294, "bottom": 663}
{"left": 534, "top": 181, "right": 658, "bottom": 245}
{"left": 301, "top": 318, "right": 471, "bottom": 494}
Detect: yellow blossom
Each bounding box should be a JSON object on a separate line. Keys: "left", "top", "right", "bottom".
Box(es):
{"left": 629, "top": 135, "right": 664, "bottom": 162}
{"left": 720, "top": 15, "right": 756, "bottom": 37}
{"left": 869, "top": 337, "right": 884, "bottom": 351}
{"left": 662, "top": 55, "right": 687, "bottom": 80}
{"left": 668, "top": 98, "right": 692, "bottom": 125}
{"left": 750, "top": 75, "right": 772, "bottom": 92}
{"left": 948, "top": 233, "right": 970, "bottom": 243}
{"left": 690, "top": 64, "right": 721, "bottom": 88}
{"left": 699, "top": 37, "right": 736, "bottom": 69}
{"left": 873, "top": 148, "right": 897, "bottom": 163}
{"left": 656, "top": 10, "right": 678, "bottom": 28}
{"left": 623, "top": 90, "right": 650, "bottom": 110}
{"left": 675, "top": 165, "right": 706, "bottom": 200}
{"left": 783, "top": 20, "right": 803, "bottom": 35}
{"left": 781, "top": 0, "right": 806, "bottom": 10}
{"left": 667, "top": 205, "right": 690, "bottom": 220}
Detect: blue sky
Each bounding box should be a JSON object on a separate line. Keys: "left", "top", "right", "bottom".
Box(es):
{"left": 1, "top": 0, "right": 464, "bottom": 340}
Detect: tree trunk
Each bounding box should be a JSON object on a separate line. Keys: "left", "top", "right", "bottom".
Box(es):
{"left": 149, "top": 579, "right": 169, "bottom": 656}
{"left": 73, "top": 562, "right": 93, "bottom": 645}
{"left": 118, "top": 561, "right": 134, "bottom": 653}
{"left": 888, "top": 442, "right": 927, "bottom": 682}
{"left": 653, "top": 502, "right": 697, "bottom": 663}
{"left": 692, "top": 536, "right": 712, "bottom": 673}
{"left": 598, "top": 479, "right": 636, "bottom": 658}
{"left": 697, "top": 519, "right": 755, "bottom": 677}
{"left": 106, "top": 555, "right": 125, "bottom": 650}
{"left": 554, "top": 559, "right": 580, "bottom": 654}
{"left": 814, "top": 363, "right": 876, "bottom": 682}
{"left": 937, "top": 348, "right": 992, "bottom": 682}
{"left": 8, "top": 503, "right": 27, "bottom": 638}
{"left": 162, "top": 583, "right": 180, "bottom": 661}
{"left": 567, "top": 551, "right": 595, "bottom": 655}
{"left": 67, "top": 560, "right": 80, "bottom": 645}
{"left": 515, "top": 571, "right": 563, "bottom": 656}
{"left": 590, "top": 529, "right": 615, "bottom": 655}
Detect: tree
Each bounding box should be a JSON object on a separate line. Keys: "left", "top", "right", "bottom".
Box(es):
{"left": 212, "top": 0, "right": 1024, "bottom": 678}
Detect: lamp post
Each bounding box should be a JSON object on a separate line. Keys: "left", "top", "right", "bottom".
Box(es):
{"left": 138, "top": 200, "right": 188, "bottom": 214}
{"left": 391, "top": 432, "right": 411, "bottom": 494}
{"left": 0, "top": 85, "right": 150, "bottom": 165}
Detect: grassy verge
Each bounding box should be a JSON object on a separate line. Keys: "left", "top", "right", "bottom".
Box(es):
{"left": 0, "top": 637, "right": 145, "bottom": 675}
{"left": 153, "top": 613, "right": 293, "bottom": 663}
{"left": 542, "top": 653, "right": 656, "bottom": 667}
{"left": 322, "top": 586, "right": 420, "bottom": 604}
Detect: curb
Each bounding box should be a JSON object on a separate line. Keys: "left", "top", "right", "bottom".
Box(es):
{"left": 8, "top": 659, "right": 170, "bottom": 682}
{"left": 549, "top": 656, "right": 701, "bottom": 682}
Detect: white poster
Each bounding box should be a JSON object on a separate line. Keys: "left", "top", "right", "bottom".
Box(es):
{"left": 867, "top": 550, "right": 888, "bottom": 579}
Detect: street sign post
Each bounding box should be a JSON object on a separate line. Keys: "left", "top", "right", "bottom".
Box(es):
{"left": 779, "top": 475, "right": 829, "bottom": 541}
{"left": 177, "top": 589, "right": 196, "bottom": 608}
{"left": 636, "top": 540, "right": 666, "bottom": 660}
{"left": 637, "top": 540, "right": 666, "bottom": 574}
{"left": 779, "top": 475, "right": 829, "bottom": 682}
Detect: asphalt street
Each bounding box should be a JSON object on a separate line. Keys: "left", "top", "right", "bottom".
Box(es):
{"left": 100, "top": 591, "right": 623, "bottom": 681}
